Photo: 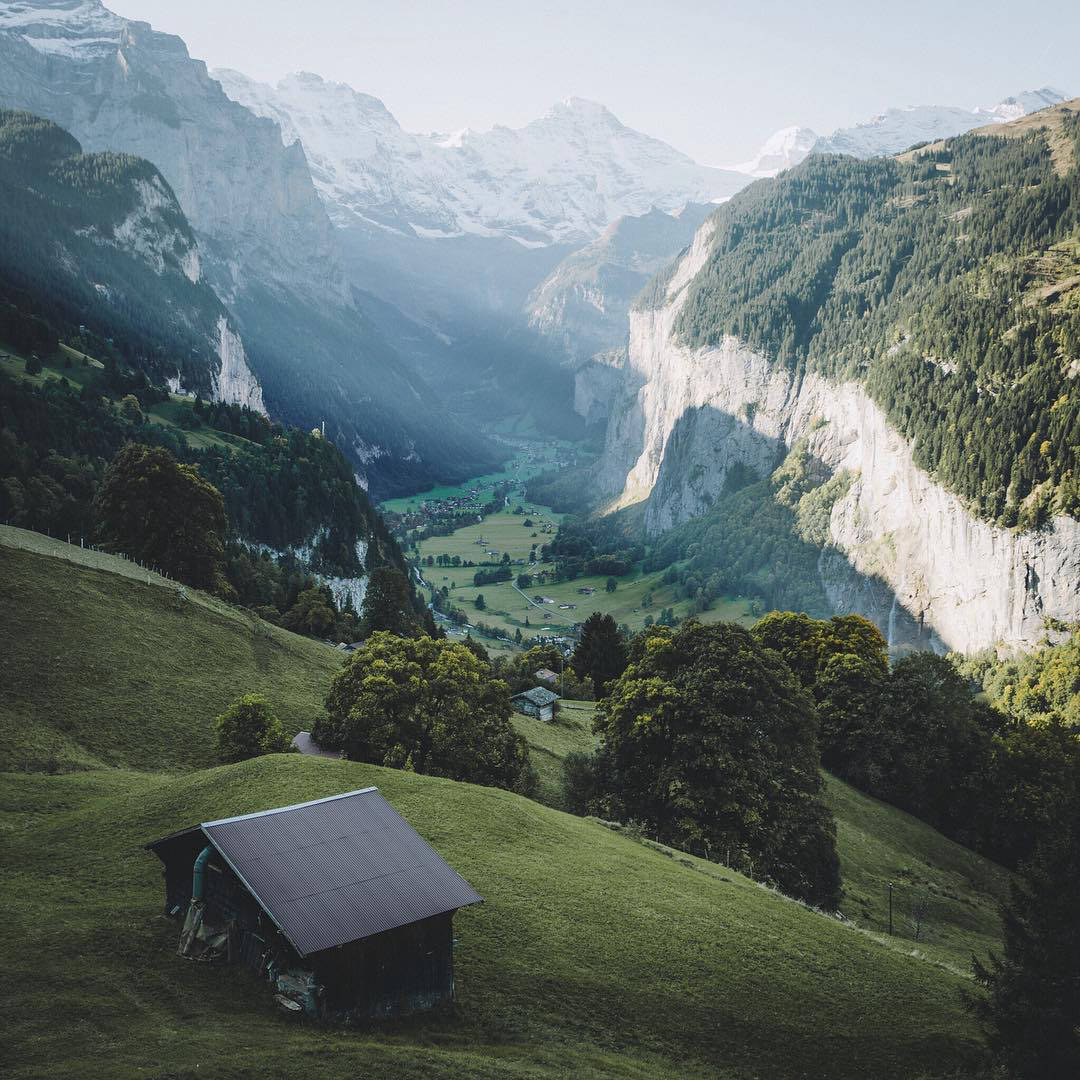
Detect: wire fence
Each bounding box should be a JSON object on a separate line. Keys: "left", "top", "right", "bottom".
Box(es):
{"left": 1, "top": 519, "right": 187, "bottom": 595}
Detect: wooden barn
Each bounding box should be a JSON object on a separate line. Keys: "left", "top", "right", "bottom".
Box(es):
{"left": 146, "top": 787, "right": 482, "bottom": 1020}
{"left": 511, "top": 685, "right": 560, "bottom": 722}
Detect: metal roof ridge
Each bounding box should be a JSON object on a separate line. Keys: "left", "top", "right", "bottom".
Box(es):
{"left": 201, "top": 786, "right": 380, "bottom": 828}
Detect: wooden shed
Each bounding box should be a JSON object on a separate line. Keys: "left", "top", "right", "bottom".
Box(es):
{"left": 511, "top": 686, "right": 560, "bottom": 722}
{"left": 146, "top": 787, "right": 481, "bottom": 1021}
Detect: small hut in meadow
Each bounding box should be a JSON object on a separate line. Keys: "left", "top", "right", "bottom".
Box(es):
{"left": 511, "top": 685, "right": 560, "bottom": 722}
{"left": 146, "top": 787, "right": 481, "bottom": 1020}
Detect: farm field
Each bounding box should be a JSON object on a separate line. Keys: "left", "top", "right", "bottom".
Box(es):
{"left": 421, "top": 543, "right": 755, "bottom": 641}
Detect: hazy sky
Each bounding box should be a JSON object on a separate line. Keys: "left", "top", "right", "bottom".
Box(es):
{"left": 108, "top": 0, "right": 1078, "bottom": 164}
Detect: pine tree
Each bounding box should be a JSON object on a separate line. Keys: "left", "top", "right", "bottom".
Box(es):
{"left": 572, "top": 613, "right": 627, "bottom": 698}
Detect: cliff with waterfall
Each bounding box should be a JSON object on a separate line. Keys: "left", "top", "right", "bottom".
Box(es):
{"left": 591, "top": 104, "right": 1080, "bottom": 653}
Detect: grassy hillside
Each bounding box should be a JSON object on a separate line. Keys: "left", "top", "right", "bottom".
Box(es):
{"left": 0, "top": 529, "right": 1007, "bottom": 1077}
{"left": 0, "top": 528, "right": 341, "bottom": 771}
{"left": 517, "top": 700, "right": 1011, "bottom": 974}
{"left": 3, "top": 756, "right": 989, "bottom": 1080}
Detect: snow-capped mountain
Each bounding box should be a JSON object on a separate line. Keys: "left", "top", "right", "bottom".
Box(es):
{"left": 812, "top": 87, "right": 1067, "bottom": 158}
{"left": 0, "top": 0, "right": 499, "bottom": 495}
{"left": 730, "top": 126, "right": 819, "bottom": 178}
{"left": 214, "top": 70, "right": 748, "bottom": 247}
{"left": 733, "top": 89, "right": 1069, "bottom": 175}
{"left": 0, "top": 0, "right": 345, "bottom": 306}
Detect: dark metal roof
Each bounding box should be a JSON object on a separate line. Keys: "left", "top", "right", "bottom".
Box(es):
{"left": 150, "top": 787, "right": 482, "bottom": 957}
{"left": 512, "top": 686, "right": 560, "bottom": 707}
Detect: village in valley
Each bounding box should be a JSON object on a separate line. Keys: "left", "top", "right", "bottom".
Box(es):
{"left": 380, "top": 437, "right": 754, "bottom": 661}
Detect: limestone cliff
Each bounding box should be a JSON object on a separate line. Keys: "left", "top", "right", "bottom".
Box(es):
{"left": 598, "top": 220, "right": 1080, "bottom": 653}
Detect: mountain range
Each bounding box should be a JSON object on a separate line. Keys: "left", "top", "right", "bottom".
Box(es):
{"left": 732, "top": 87, "right": 1068, "bottom": 177}
{"left": 0, "top": 0, "right": 496, "bottom": 495}
{"left": 213, "top": 70, "right": 747, "bottom": 248}
{"left": 0, "top": 0, "right": 1072, "bottom": 514}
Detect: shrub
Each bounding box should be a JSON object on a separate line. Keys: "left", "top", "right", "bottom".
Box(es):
{"left": 214, "top": 694, "right": 288, "bottom": 762}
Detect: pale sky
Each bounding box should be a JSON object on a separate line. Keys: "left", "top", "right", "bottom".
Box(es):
{"left": 107, "top": 0, "right": 1078, "bottom": 165}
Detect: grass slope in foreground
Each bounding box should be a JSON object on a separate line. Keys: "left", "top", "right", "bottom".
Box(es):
{"left": 0, "top": 529, "right": 1000, "bottom": 1077}
{"left": 0, "top": 527, "right": 341, "bottom": 772}
{"left": 3, "top": 757, "right": 987, "bottom": 1080}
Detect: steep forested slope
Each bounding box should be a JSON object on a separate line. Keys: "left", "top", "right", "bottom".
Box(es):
{"left": 0, "top": 109, "right": 253, "bottom": 403}
{"left": 658, "top": 104, "right": 1080, "bottom": 528}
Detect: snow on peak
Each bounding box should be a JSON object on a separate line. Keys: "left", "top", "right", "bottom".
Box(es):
{"left": 731, "top": 125, "right": 819, "bottom": 177}
{"left": 0, "top": 0, "right": 128, "bottom": 56}
{"left": 212, "top": 69, "right": 749, "bottom": 246}
{"left": 812, "top": 87, "right": 1069, "bottom": 159}
{"left": 551, "top": 96, "right": 619, "bottom": 122}
{"left": 978, "top": 86, "right": 1068, "bottom": 123}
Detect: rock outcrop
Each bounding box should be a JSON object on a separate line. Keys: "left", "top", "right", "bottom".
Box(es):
{"left": 597, "top": 220, "right": 1080, "bottom": 653}
{"left": 0, "top": 0, "right": 346, "bottom": 305}
{"left": 527, "top": 204, "right": 713, "bottom": 365}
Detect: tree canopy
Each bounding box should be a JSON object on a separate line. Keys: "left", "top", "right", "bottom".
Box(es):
{"left": 591, "top": 620, "right": 841, "bottom": 907}
{"left": 94, "top": 443, "right": 226, "bottom": 589}
{"left": 214, "top": 694, "right": 287, "bottom": 763}
{"left": 972, "top": 786, "right": 1080, "bottom": 1079}
{"left": 752, "top": 612, "right": 889, "bottom": 787}
{"left": 572, "top": 612, "right": 628, "bottom": 698}
{"left": 360, "top": 566, "right": 417, "bottom": 638}
{"left": 314, "top": 631, "right": 535, "bottom": 794}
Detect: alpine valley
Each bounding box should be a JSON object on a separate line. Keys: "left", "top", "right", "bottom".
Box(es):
{"left": 3, "top": 3, "right": 1080, "bottom": 1079}
{"left": 0, "top": 0, "right": 1075, "bottom": 653}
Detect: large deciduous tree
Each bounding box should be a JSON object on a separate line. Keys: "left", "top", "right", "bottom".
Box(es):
{"left": 751, "top": 611, "right": 889, "bottom": 787}
{"left": 572, "top": 612, "right": 627, "bottom": 698}
{"left": 94, "top": 443, "right": 226, "bottom": 588}
{"left": 592, "top": 620, "right": 841, "bottom": 907}
{"left": 314, "top": 631, "right": 535, "bottom": 794}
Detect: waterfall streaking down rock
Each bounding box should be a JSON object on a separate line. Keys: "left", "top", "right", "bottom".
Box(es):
{"left": 596, "top": 222, "right": 1080, "bottom": 655}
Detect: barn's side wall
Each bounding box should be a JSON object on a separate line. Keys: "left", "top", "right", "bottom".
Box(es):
{"left": 152, "top": 841, "right": 458, "bottom": 1019}
{"left": 312, "top": 913, "right": 456, "bottom": 1020}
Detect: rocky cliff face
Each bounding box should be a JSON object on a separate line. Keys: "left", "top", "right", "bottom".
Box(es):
{"left": 527, "top": 204, "right": 713, "bottom": 366}
{"left": 598, "top": 221, "right": 1080, "bottom": 653}
{"left": 0, "top": 1, "right": 346, "bottom": 306}
{"left": 0, "top": 106, "right": 265, "bottom": 411}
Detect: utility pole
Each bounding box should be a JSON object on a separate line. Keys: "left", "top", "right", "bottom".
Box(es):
{"left": 887, "top": 882, "right": 894, "bottom": 935}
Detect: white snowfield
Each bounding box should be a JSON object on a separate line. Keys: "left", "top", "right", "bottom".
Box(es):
{"left": 212, "top": 70, "right": 748, "bottom": 247}
{"left": 730, "top": 88, "right": 1068, "bottom": 178}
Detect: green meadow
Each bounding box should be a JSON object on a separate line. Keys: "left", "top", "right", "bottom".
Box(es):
{"left": 0, "top": 529, "right": 1007, "bottom": 1078}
